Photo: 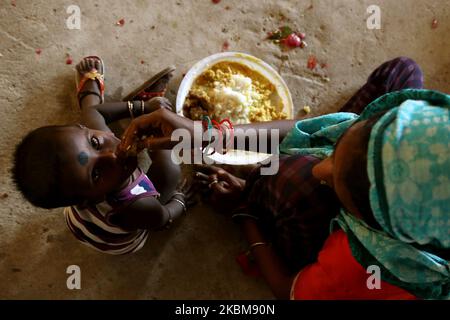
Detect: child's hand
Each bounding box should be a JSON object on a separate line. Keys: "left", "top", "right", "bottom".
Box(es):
{"left": 194, "top": 164, "right": 246, "bottom": 213}
{"left": 119, "top": 107, "right": 195, "bottom": 156}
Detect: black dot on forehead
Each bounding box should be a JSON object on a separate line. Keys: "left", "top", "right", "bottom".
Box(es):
{"left": 77, "top": 151, "right": 88, "bottom": 166}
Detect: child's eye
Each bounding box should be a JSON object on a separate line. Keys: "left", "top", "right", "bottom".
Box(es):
{"left": 91, "top": 136, "right": 101, "bottom": 150}
{"left": 92, "top": 167, "right": 100, "bottom": 182}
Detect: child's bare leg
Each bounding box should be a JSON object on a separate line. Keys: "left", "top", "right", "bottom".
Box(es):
{"left": 76, "top": 59, "right": 174, "bottom": 133}
{"left": 147, "top": 150, "right": 181, "bottom": 204}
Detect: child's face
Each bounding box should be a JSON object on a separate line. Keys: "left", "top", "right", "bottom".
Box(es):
{"left": 56, "top": 126, "right": 137, "bottom": 203}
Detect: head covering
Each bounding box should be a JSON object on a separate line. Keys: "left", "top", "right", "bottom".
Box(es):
{"left": 279, "top": 112, "right": 358, "bottom": 158}
{"left": 336, "top": 89, "right": 450, "bottom": 299}
{"left": 279, "top": 88, "right": 450, "bottom": 299}
{"left": 367, "top": 98, "right": 449, "bottom": 249}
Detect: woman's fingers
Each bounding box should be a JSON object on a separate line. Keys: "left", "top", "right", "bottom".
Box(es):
{"left": 121, "top": 110, "right": 163, "bottom": 146}
{"left": 194, "top": 165, "right": 238, "bottom": 187}
{"left": 215, "top": 170, "right": 244, "bottom": 190}
{"left": 142, "top": 136, "right": 176, "bottom": 150}
{"left": 194, "top": 171, "right": 212, "bottom": 187}
{"left": 147, "top": 97, "right": 173, "bottom": 112}
{"left": 194, "top": 170, "right": 218, "bottom": 183}
{"left": 194, "top": 165, "right": 244, "bottom": 192}
{"left": 206, "top": 174, "right": 219, "bottom": 189}
{"left": 211, "top": 181, "right": 232, "bottom": 194}
{"left": 195, "top": 165, "right": 237, "bottom": 185}
{"left": 193, "top": 164, "right": 223, "bottom": 175}
{"left": 194, "top": 171, "right": 209, "bottom": 180}
{"left": 120, "top": 108, "right": 197, "bottom": 152}
{"left": 119, "top": 121, "right": 144, "bottom": 154}
{"left": 195, "top": 172, "right": 229, "bottom": 194}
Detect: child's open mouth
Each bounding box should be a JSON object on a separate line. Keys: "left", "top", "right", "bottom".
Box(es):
{"left": 116, "top": 142, "right": 137, "bottom": 160}
{"left": 117, "top": 154, "right": 138, "bottom": 173}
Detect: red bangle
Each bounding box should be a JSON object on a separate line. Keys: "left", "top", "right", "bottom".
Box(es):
{"left": 220, "top": 119, "right": 234, "bottom": 150}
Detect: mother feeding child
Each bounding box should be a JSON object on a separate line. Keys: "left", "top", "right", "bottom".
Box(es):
{"left": 120, "top": 57, "right": 449, "bottom": 300}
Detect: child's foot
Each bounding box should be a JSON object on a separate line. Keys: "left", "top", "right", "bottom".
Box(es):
{"left": 122, "top": 66, "right": 175, "bottom": 101}
{"left": 76, "top": 56, "right": 105, "bottom": 109}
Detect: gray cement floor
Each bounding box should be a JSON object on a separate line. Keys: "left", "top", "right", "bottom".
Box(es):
{"left": 0, "top": 0, "right": 449, "bottom": 299}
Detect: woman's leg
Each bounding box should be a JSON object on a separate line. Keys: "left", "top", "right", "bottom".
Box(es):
{"left": 243, "top": 155, "right": 341, "bottom": 272}
{"left": 339, "top": 57, "right": 424, "bottom": 114}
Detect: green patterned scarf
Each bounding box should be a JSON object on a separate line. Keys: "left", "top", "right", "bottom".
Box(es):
{"left": 280, "top": 89, "right": 450, "bottom": 299}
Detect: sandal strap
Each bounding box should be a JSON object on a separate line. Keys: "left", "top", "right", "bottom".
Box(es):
{"left": 77, "top": 70, "right": 105, "bottom": 94}
{"left": 133, "top": 89, "right": 167, "bottom": 101}
{"left": 77, "top": 68, "right": 105, "bottom": 107}
{"left": 78, "top": 90, "right": 103, "bottom": 106}
{"left": 84, "top": 69, "right": 104, "bottom": 81}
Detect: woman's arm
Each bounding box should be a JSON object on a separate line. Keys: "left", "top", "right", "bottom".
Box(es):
{"left": 120, "top": 108, "right": 297, "bottom": 151}
{"left": 229, "top": 120, "right": 298, "bottom": 152}
{"left": 240, "top": 217, "right": 295, "bottom": 300}
{"left": 193, "top": 165, "right": 294, "bottom": 298}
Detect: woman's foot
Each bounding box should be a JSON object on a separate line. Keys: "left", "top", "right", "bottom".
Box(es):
{"left": 76, "top": 57, "right": 105, "bottom": 109}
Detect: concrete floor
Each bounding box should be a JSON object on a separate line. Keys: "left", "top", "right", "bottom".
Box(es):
{"left": 0, "top": 0, "right": 448, "bottom": 299}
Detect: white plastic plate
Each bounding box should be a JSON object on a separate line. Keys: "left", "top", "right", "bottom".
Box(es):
{"left": 176, "top": 52, "right": 294, "bottom": 165}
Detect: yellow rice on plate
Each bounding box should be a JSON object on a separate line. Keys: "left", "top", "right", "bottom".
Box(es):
{"left": 183, "top": 61, "right": 287, "bottom": 124}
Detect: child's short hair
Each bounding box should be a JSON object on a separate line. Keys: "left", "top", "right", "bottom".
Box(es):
{"left": 12, "top": 125, "right": 81, "bottom": 209}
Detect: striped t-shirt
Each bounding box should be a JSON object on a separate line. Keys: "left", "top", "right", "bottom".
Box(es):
{"left": 64, "top": 168, "right": 160, "bottom": 255}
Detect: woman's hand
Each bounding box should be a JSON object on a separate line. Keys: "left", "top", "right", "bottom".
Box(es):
{"left": 194, "top": 164, "right": 246, "bottom": 213}
{"left": 146, "top": 96, "right": 173, "bottom": 113}
{"left": 118, "top": 103, "right": 195, "bottom": 157}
